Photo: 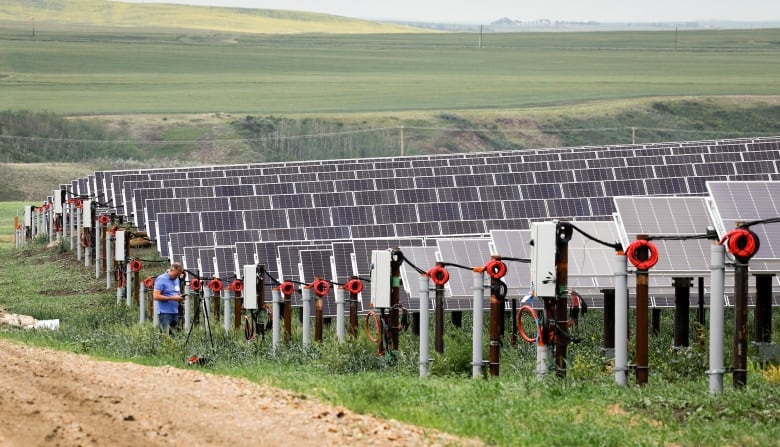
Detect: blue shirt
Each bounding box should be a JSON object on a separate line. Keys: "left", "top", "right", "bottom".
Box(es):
{"left": 155, "top": 272, "right": 181, "bottom": 314}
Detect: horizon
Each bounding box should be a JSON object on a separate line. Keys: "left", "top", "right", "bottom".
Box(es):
{"left": 118, "top": 0, "right": 780, "bottom": 25}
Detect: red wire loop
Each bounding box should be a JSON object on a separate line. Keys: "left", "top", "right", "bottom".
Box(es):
{"left": 98, "top": 214, "right": 110, "bottom": 225}
{"left": 230, "top": 279, "right": 243, "bottom": 293}
{"left": 517, "top": 305, "right": 544, "bottom": 346}
{"left": 429, "top": 265, "right": 449, "bottom": 286}
{"left": 345, "top": 278, "right": 364, "bottom": 295}
{"left": 190, "top": 278, "right": 202, "bottom": 291}
{"left": 485, "top": 259, "right": 507, "bottom": 279}
{"left": 143, "top": 276, "right": 155, "bottom": 288}
{"left": 280, "top": 281, "right": 295, "bottom": 296}
{"left": 129, "top": 259, "right": 143, "bottom": 272}
{"left": 626, "top": 239, "right": 659, "bottom": 271}
{"left": 209, "top": 278, "right": 223, "bottom": 293}
{"left": 724, "top": 228, "right": 759, "bottom": 259}
{"left": 365, "top": 311, "right": 382, "bottom": 344}
{"left": 312, "top": 279, "right": 331, "bottom": 297}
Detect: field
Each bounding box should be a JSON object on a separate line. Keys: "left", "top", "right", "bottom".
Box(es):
{"left": 2, "top": 24, "right": 780, "bottom": 114}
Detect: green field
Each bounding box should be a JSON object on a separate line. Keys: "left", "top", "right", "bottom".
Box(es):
{"left": 2, "top": 24, "right": 780, "bottom": 114}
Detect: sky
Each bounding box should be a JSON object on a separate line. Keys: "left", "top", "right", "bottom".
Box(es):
{"left": 123, "top": 0, "right": 780, "bottom": 24}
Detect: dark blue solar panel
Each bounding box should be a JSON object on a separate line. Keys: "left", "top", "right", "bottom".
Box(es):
{"left": 478, "top": 185, "right": 522, "bottom": 201}
{"left": 354, "top": 190, "right": 396, "bottom": 206}
{"left": 520, "top": 183, "right": 562, "bottom": 199}
{"left": 174, "top": 185, "right": 214, "bottom": 198}
{"left": 686, "top": 176, "right": 727, "bottom": 194}
{"left": 271, "top": 194, "right": 313, "bottom": 209}
{"left": 736, "top": 161, "right": 776, "bottom": 175}
{"left": 589, "top": 197, "right": 615, "bottom": 216}
{"left": 472, "top": 163, "right": 509, "bottom": 174}
{"left": 694, "top": 163, "right": 735, "bottom": 176}
{"left": 256, "top": 183, "right": 295, "bottom": 195}
{"left": 229, "top": 195, "right": 272, "bottom": 210}
{"left": 287, "top": 207, "right": 332, "bottom": 227}
{"left": 243, "top": 209, "right": 289, "bottom": 229}
{"left": 395, "top": 221, "right": 440, "bottom": 237}
{"left": 374, "top": 204, "right": 418, "bottom": 224}
{"left": 240, "top": 174, "right": 279, "bottom": 185}
{"left": 356, "top": 168, "right": 394, "bottom": 179}
{"left": 396, "top": 188, "right": 438, "bottom": 204}
{"left": 397, "top": 167, "right": 432, "bottom": 178}
{"left": 524, "top": 153, "right": 560, "bottom": 162}
{"left": 375, "top": 177, "right": 411, "bottom": 190}
{"left": 665, "top": 154, "right": 704, "bottom": 164}
{"left": 215, "top": 184, "right": 255, "bottom": 196}
{"left": 201, "top": 210, "right": 245, "bottom": 232}
{"left": 614, "top": 166, "right": 654, "bottom": 180}
{"left": 588, "top": 158, "right": 626, "bottom": 169}
{"left": 730, "top": 173, "right": 770, "bottom": 181}
{"left": 437, "top": 186, "right": 481, "bottom": 202}
{"left": 561, "top": 181, "right": 605, "bottom": 198}
{"left": 415, "top": 176, "right": 455, "bottom": 188}
{"left": 495, "top": 171, "right": 534, "bottom": 185}
{"left": 418, "top": 202, "right": 460, "bottom": 222}
{"left": 503, "top": 200, "right": 547, "bottom": 219}
{"left": 603, "top": 179, "right": 646, "bottom": 196}
{"left": 704, "top": 152, "right": 741, "bottom": 163}
{"left": 742, "top": 150, "right": 780, "bottom": 161}
{"left": 460, "top": 201, "right": 504, "bottom": 220}
{"left": 305, "top": 225, "right": 350, "bottom": 240}
{"left": 312, "top": 191, "right": 354, "bottom": 207}
{"left": 350, "top": 224, "right": 395, "bottom": 238}
{"left": 331, "top": 206, "right": 374, "bottom": 226}
{"left": 645, "top": 177, "right": 688, "bottom": 195}
{"left": 560, "top": 151, "right": 597, "bottom": 160}
{"left": 484, "top": 218, "right": 529, "bottom": 230}
{"left": 534, "top": 170, "right": 574, "bottom": 184}
{"left": 188, "top": 197, "right": 231, "bottom": 212}
{"left": 454, "top": 173, "right": 494, "bottom": 187}
{"left": 549, "top": 160, "right": 588, "bottom": 171}
{"left": 654, "top": 164, "right": 695, "bottom": 178}
{"left": 335, "top": 178, "right": 375, "bottom": 192}
{"left": 440, "top": 220, "right": 486, "bottom": 235}
{"left": 547, "top": 198, "right": 591, "bottom": 217}
{"left": 261, "top": 227, "right": 306, "bottom": 241}
{"left": 433, "top": 165, "right": 472, "bottom": 176}
{"left": 295, "top": 181, "right": 335, "bottom": 194}
{"left": 509, "top": 161, "right": 548, "bottom": 172}
{"left": 317, "top": 170, "right": 356, "bottom": 181}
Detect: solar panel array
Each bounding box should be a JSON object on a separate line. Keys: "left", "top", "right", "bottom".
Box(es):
{"left": 65, "top": 136, "right": 780, "bottom": 314}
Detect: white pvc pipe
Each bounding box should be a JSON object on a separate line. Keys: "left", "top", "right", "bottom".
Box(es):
{"left": 709, "top": 243, "right": 726, "bottom": 394}
{"left": 76, "top": 205, "right": 83, "bottom": 261}
{"left": 419, "top": 274, "right": 431, "bottom": 378}
{"left": 472, "top": 269, "right": 484, "bottom": 379}
{"left": 335, "top": 287, "right": 345, "bottom": 342}
{"left": 140, "top": 283, "right": 146, "bottom": 324}
{"left": 223, "top": 289, "right": 232, "bottom": 334}
{"left": 125, "top": 263, "right": 133, "bottom": 307}
{"left": 302, "top": 287, "right": 312, "bottom": 346}
{"left": 614, "top": 252, "right": 628, "bottom": 386}
{"left": 272, "top": 288, "right": 281, "bottom": 350}
{"left": 106, "top": 233, "right": 112, "bottom": 289}
{"left": 536, "top": 344, "right": 550, "bottom": 381}
{"left": 184, "top": 285, "right": 192, "bottom": 333}
{"left": 69, "top": 202, "right": 75, "bottom": 251}
{"left": 95, "top": 224, "right": 102, "bottom": 279}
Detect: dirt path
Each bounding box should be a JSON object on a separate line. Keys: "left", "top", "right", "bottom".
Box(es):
{"left": 0, "top": 340, "right": 482, "bottom": 446}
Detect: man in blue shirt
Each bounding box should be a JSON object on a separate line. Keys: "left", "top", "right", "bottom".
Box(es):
{"left": 154, "top": 262, "right": 184, "bottom": 334}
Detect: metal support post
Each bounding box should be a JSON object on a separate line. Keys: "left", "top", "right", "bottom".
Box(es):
{"left": 673, "top": 277, "right": 693, "bottom": 348}
{"left": 420, "top": 274, "right": 431, "bottom": 378}
{"left": 472, "top": 269, "right": 484, "bottom": 379}
{"left": 709, "top": 243, "right": 726, "bottom": 394}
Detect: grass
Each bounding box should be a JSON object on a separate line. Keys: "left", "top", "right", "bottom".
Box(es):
{"left": 1, "top": 231, "right": 779, "bottom": 445}
{"left": 2, "top": 26, "right": 780, "bottom": 115}
{"left": 0, "top": 201, "right": 24, "bottom": 248}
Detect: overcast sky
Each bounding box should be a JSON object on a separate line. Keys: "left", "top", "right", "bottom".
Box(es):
{"left": 124, "top": 0, "right": 780, "bottom": 23}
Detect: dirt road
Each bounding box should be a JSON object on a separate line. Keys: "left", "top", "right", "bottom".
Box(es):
{"left": 0, "top": 339, "right": 482, "bottom": 446}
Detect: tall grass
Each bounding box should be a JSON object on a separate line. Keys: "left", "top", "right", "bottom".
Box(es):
{"left": 1, "top": 241, "right": 779, "bottom": 446}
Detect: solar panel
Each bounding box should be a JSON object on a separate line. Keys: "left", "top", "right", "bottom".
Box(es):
{"left": 156, "top": 212, "right": 202, "bottom": 257}
{"left": 213, "top": 245, "right": 238, "bottom": 279}
{"left": 614, "top": 196, "right": 715, "bottom": 273}
{"left": 435, "top": 238, "right": 495, "bottom": 312}
{"left": 169, "top": 231, "right": 214, "bottom": 264}
{"left": 707, "top": 181, "right": 780, "bottom": 260}
{"left": 298, "top": 249, "right": 339, "bottom": 317}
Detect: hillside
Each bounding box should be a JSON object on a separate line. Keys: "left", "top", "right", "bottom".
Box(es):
{"left": 0, "top": 0, "right": 419, "bottom": 34}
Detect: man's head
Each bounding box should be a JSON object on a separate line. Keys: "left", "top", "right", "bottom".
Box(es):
{"left": 168, "top": 262, "right": 184, "bottom": 279}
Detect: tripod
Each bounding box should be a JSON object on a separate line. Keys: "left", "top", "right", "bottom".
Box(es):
{"left": 183, "top": 291, "right": 215, "bottom": 356}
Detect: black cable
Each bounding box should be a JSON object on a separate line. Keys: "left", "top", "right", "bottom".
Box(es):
{"left": 740, "top": 217, "right": 780, "bottom": 228}
{"left": 440, "top": 261, "right": 473, "bottom": 271}
{"left": 647, "top": 234, "right": 715, "bottom": 241}
{"left": 402, "top": 257, "right": 427, "bottom": 275}
{"left": 569, "top": 223, "right": 623, "bottom": 251}
{"left": 501, "top": 256, "right": 531, "bottom": 264}
{"left": 262, "top": 269, "right": 281, "bottom": 286}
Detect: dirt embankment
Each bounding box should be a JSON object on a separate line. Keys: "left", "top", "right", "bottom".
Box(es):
{"left": 0, "top": 339, "right": 482, "bottom": 446}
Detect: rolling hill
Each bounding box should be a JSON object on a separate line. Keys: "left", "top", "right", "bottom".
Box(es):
{"left": 0, "top": 0, "right": 420, "bottom": 34}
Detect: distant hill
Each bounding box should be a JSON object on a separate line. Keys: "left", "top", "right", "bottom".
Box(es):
{"left": 0, "top": 0, "right": 420, "bottom": 34}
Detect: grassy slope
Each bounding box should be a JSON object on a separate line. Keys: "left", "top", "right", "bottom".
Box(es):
{"left": 0, "top": 239, "right": 778, "bottom": 446}
{"left": 0, "top": 0, "right": 417, "bottom": 34}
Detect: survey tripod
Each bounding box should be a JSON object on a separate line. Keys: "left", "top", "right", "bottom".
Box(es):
{"left": 183, "top": 288, "right": 215, "bottom": 356}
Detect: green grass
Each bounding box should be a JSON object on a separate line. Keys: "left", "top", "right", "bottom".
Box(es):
{"left": 0, "top": 201, "right": 24, "bottom": 248}
{"left": 2, "top": 26, "right": 780, "bottom": 115}
{"left": 1, "top": 236, "right": 779, "bottom": 446}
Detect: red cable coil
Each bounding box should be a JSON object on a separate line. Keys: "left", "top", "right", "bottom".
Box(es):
{"left": 280, "top": 281, "right": 295, "bottom": 296}
{"left": 626, "top": 239, "right": 659, "bottom": 271}
{"left": 485, "top": 259, "right": 507, "bottom": 279}
{"left": 429, "top": 265, "right": 449, "bottom": 286}
{"left": 209, "top": 278, "right": 223, "bottom": 293}
{"left": 129, "top": 259, "right": 143, "bottom": 272}
{"left": 345, "top": 278, "right": 364, "bottom": 295}
{"left": 723, "top": 228, "right": 759, "bottom": 259}
{"left": 143, "top": 276, "right": 155, "bottom": 288}
{"left": 190, "top": 278, "right": 202, "bottom": 291}
{"left": 312, "top": 279, "right": 331, "bottom": 297}
{"left": 230, "top": 279, "right": 243, "bottom": 293}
